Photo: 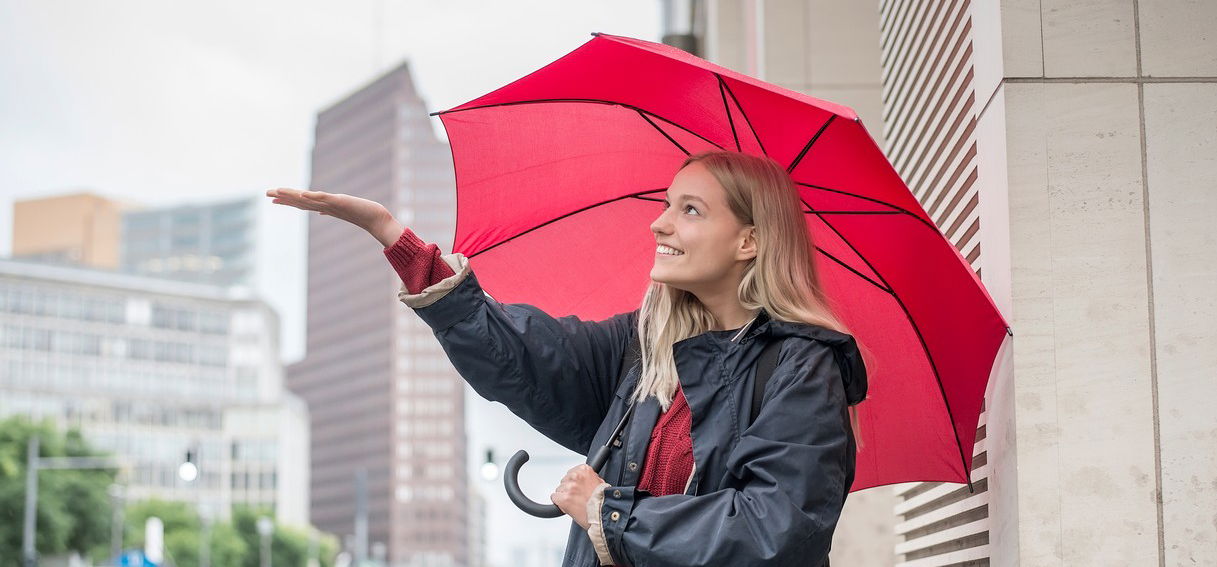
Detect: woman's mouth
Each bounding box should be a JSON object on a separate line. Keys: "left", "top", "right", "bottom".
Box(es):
{"left": 656, "top": 244, "right": 685, "bottom": 257}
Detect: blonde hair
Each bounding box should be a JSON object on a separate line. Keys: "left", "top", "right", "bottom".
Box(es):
{"left": 631, "top": 150, "right": 865, "bottom": 448}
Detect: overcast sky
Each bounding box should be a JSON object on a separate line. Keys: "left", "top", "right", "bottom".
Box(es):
{"left": 0, "top": 1, "right": 661, "bottom": 564}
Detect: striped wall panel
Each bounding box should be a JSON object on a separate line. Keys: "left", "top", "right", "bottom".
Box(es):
{"left": 879, "top": 0, "right": 989, "bottom": 565}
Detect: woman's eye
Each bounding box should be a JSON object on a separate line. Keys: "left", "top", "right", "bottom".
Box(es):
{"left": 661, "top": 201, "right": 699, "bottom": 215}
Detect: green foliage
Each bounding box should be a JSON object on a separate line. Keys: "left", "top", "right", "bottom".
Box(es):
{"left": 124, "top": 499, "right": 200, "bottom": 564}
{"left": 0, "top": 416, "right": 116, "bottom": 564}
{"left": 231, "top": 505, "right": 338, "bottom": 567}
{"left": 122, "top": 499, "right": 250, "bottom": 567}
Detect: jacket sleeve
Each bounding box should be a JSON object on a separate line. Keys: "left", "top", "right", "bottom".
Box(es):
{"left": 596, "top": 336, "right": 854, "bottom": 566}
{"left": 399, "top": 252, "right": 636, "bottom": 455}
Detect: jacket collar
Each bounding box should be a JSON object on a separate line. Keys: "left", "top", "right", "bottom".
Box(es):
{"left": 658, "top": 306, "right": 869, "bottom": 406}
{"left": 741, "top": 307, "right": 869, "bottom": 406}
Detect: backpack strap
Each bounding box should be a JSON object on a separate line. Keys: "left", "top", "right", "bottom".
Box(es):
{"left": 619, "top": 327, "right": 642, "bottom": 391}
{"left": 748, "top": 337, "right": 784, "bottom": 427}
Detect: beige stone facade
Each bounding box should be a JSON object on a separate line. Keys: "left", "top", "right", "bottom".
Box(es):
{"left": 691, "top": 0, "right": 1217, "bottom": 564}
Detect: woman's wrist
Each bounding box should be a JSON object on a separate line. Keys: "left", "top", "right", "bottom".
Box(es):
{"left": 371, "top": 215, "right": 405, "bottom": 248}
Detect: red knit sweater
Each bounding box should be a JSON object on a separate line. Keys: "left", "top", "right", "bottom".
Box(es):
{"left": 382, "top": 228, "right": 695, "bottom": 499}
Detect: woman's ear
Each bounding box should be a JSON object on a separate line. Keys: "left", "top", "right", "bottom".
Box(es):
{"left": 737, "top": 226, "right": 758, "bottom": 261}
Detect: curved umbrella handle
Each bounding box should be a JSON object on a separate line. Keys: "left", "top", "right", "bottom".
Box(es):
{"left": 505, "top": 445, "right": 613, "bottom": 518}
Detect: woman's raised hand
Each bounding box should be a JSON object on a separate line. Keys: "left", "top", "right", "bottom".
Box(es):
{"left": 265, "top": 188, "right": 403, "bottom": 247}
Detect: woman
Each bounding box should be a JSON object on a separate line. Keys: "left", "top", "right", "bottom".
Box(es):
{"left": 267, "top": 150, "right": 868, "bottom": 566}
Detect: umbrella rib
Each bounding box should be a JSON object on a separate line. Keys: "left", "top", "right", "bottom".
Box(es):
{"left": 636, "top": 110, "right": 690, "bottom": 156}
{"left": 627, "top": 191, "right": 666, "bottom": 201}
{"left": 802, "top": 197, "right": 975, "bottom": 492}
{"left": 431, "top": 98, "right": 725, "bottom": 151}
{"left": 467, "top": 188, "right": 667, "bottom": 258}
{"left": 717, "top": 76, "right": 742, "bottom": 152}
{"left": 814, "top": 246, "right": 891, "bottom": 294}
{"left": 796, "top": 182, "right": 941, "bottom": 234}
{"left": 786, "top": 115, "right": 837, "bottom": 173}
{"left": 803, "top": 210, "right": 903, "bottom": 215}
{"left": 717, "top": 75, "right": 769, "bottom": 157}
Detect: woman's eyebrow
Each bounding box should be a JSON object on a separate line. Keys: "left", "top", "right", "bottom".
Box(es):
{"left": 663, "top": 193, "right": 709, "bottom": 205}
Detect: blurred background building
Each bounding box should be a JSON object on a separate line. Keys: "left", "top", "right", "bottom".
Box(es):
{"left": 0, "top": 257, "right": 309, "bottom": 525}
{"left": 286, "top": 61, "right": 480, "bottom": 567}
{"left": 5, "top": 166, "right": 312, "bottom": 537}
{"left": 120, "top": 196, "right": 258, "bottom": 288}
{"left": 670, "top": 0, "right": 1217, "bottom": 565}
{"left": 12, "top": 191, "right": 305, "bottom": 363}
{"left": 11, "top": 192, "right": 131, "bottom": 269}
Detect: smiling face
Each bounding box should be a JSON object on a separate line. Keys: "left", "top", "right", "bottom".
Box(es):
{"left": 649, "top": 161, "right": 756, "bottom": 296}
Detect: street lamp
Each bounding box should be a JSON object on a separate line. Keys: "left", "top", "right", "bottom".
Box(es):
{"left": 306, "top": 529, "right": 320, "bottom": 567}
{"left": 108, "top": 483, "right": 126, "bottom": 563}
{"left": 178, "top": 443, "right": 211, "bottom": 567}
{"left": 257, "top": 516, "right": 274, "bottom": 567}
{"left": 479, "top": 449, "right": 499, "bottom": 481}
{"left": 22, "top": 436, "right": 127, "bottom": 567}
{"left": 177, "top": 447, "right": 198, "bottom": 483}
{"left": 198, "top": 503, "right": 213, "bottom": 567}
{"left": 479, "top": 446, "right": 578, "bottom": 481}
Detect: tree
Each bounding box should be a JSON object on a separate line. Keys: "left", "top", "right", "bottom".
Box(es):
{"left": 0, "top": 416, "right": 116, "bottom": 564}
{"left": 0, "top": 416, "right": 339, "bottom": 566}
{"left": 123, "top": 500, "right": 338, "bottom": 567}
{"left": 232, "top": 506, "right": 338, "bottom": 567}
{"left": 123, "top": 499, "right": 250, "bottom": 567}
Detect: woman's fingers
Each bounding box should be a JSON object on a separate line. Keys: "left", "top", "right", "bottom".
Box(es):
{"left": 266, "top": 188, "right": 395, "bottom": 240}
{"left": 266, "top": 188, "right": 330, "bottom": 212}
{"left": 269, "top": 188, "right": 323, "bottom": 201}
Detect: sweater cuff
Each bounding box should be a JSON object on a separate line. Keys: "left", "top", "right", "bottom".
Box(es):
{"left": 396, "top": 253, "right": 472, "bottom": 310}
{"left": 383, "top": 228, "right": 456, "bottom": 291}
{"left": 383, "top": 226, "right": 427, "bottom": 262}
{"left": 585, "top": 482, "right": 615, "bottom": 566}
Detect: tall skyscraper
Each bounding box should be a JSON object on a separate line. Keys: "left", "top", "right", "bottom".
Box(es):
{"left": 466, "top": 483, "right": 487, "bottom": 567}
{"left": 287, "top": 61, "right": 469, "bottom": 566}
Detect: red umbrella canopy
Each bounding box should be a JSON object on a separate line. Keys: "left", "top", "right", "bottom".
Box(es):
{"left": 433, "top": 33, "right": 1011, "bottom": 492}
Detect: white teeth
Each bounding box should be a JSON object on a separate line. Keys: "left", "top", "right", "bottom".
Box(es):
{"left": 657, "top": 245, "right": 684, "bottom": 255}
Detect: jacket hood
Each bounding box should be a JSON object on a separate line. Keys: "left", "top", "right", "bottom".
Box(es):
{"left": 744, "top": 308, "right": 869, "bottom": 406}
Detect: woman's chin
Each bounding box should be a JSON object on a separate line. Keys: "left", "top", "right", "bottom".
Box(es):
{"left": 649, "top": 270, "right": 687, "bottom": 290}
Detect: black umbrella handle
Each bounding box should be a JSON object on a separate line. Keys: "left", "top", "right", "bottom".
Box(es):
{"left": 505, "top": 445, "right": 613, "bottom": 519}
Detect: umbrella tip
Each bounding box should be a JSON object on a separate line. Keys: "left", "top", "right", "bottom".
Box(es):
{"left": 591, "top": 31, "right": 602, "bottom": 37}
{"left": 1006, "top": 326, "right": 1014, "bottom": 337}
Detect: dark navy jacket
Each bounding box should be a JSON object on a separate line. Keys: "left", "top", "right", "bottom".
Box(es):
{"left": 402, "top": 255, "right": 868, "bottom": 567}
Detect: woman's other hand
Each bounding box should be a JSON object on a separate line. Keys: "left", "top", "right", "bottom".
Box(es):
{"left": 266, "top": 188, "right": 403, "bottom": 247}
{"left": 551, "top": 464, "right": 606, "bottom": 530}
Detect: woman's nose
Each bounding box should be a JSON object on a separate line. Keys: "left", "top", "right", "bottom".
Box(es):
{"left": 650, "top": 208, "right": 673, "bottom": 235}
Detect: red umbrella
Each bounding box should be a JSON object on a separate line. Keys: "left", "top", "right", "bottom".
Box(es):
{"left": 431, "top": 33, "right": 1010, "bottom": 492}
